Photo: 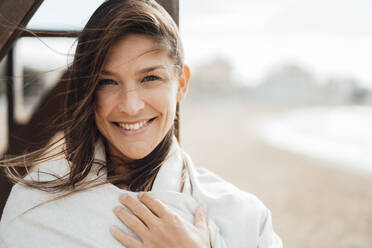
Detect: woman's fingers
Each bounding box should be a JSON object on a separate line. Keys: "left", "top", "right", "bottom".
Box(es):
{"left": 194, "top": 204, "right": 209, "bottom": 231}
{"left": 110, "top": 225, "right": 143, "bottom": 248}
{"left": 112, "top": 195, "right": 212, "bottom": 248}
{"left": 138, "top": 192, "right": 169, "bottom": 218}
{"left": 114, "top": 205, "right": 148, "bottom": 237}
{"left": 119, "top": 194, "right": 158, "bottom": 228}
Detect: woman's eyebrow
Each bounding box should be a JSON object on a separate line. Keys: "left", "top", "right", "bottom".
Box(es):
{"left": 100, "top": 65, "right": 167, "bottom": 77}
{"left": 136, "top": 65, "right": 167, "bottom": 75}
{"left": 101, "top": 70, "right": 114, "bottom": 76}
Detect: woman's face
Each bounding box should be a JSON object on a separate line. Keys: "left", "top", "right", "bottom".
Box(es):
{"left": 94, "top": 34, "right": 189, "bottom": 161}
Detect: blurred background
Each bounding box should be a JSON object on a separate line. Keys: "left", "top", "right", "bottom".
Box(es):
{"left": 1, "top": 0, "right": 372, "bottom": 247}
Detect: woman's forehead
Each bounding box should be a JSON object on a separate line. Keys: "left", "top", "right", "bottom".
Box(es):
{"left": 101, "top": 63, "right": 174, "bottom": 77}
{"left": 102, "top": 48, "right": 174, "bottom": 74}
{"left": 103, "top": 35, "right": 174, "bottom": 73}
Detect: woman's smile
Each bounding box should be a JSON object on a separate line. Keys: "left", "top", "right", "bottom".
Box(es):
{"left": 112, "top": 117, "right": 157, "bottom": 136}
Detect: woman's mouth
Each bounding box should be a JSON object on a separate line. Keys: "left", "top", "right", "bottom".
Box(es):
{"left": 113, "top": 117, "right": 157, "bottom": 135}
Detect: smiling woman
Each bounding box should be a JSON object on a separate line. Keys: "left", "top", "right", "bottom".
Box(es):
{"left": 94, "top": 35, "right": 185, "bottom": 161}
{"left": 0, "top": 0, "right": 281, "bottom": 247}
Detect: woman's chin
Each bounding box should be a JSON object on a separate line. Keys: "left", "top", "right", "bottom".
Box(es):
{"left": 126, "top": 152, "right": 150, "bottom": 161}
{"left": 107, "top": 142, "right": 153, "bottom": 162}
{"left": 120, "top": 147, "right": 153, "bottom": 161}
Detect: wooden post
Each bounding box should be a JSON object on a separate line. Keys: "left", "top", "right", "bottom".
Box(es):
{"left": 0, "top": 0, "right": 44, "bottom": 62}
{"left": 5, "top": 49, "right": 14, "bottom": 152}
{"left": 0, "top": 0, "right": 44, "bottom": 217}
{"left": 0, "top": 49, "right": 14, "bottom": 217}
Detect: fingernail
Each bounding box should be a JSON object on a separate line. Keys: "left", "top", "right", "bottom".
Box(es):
{"left": 113, "top": 206, "right": 122, "bottom": 213}
{"left": 119, "top": 194, "right": 127, "bottom": 201}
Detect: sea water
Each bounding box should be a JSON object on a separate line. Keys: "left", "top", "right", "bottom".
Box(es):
{"left": 259, "top": 105, "right": 372, "bottom": 174}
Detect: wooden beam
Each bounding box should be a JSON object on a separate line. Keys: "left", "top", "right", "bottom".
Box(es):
{"left": 0, "top": 0, "right": 43, "bottom": 218}
{"left": 0, "top": 0, "right": 44, "bottom": 62}
{"left": 20, "top": 30, "right": 80, "bottom": 37}
{"left": 0, "top": 50, "right": 13, "bottom": 218}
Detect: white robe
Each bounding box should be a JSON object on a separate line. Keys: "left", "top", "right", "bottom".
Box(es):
{"left": 0, "top": 138, "right": 282, "bottom": 248}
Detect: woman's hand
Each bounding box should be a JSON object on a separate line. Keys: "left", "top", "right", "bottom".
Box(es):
{"left": 110, "top": 192, "right": 211, "bottom": 248}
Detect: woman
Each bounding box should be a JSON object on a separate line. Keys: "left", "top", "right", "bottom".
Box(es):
{"left": 0, "top": 0, "right": 282, "bottom": 247}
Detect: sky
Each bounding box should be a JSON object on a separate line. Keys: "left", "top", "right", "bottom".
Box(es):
{"left": 25, "top": 0, "right": 372, "bottom": 87}
{"left": 179, "top": 0, "right": 372, "bottom": 87}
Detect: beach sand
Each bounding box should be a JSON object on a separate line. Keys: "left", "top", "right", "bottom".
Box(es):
{"left": 180, "top": 98, "right": 372, "bottom": 248}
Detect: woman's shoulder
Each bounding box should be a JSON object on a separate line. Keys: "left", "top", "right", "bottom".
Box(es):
{"left": 194, "top": 166, "right": 265, "bottom": 207}
{"left": 191, "top": 166, "right": 282, "bottom": 247}
{"left": 24, "top": 157, "right": 70, "bottom": 181}
{"left": 1, "top": 158, "right": 69, "bottom": 222}
{"left": 0, "top": 181, "right": 123, "bottom": 248}
{"left": 181, "top": 150, "right": 268, "bottom": 215}
{"left": 192, "top": 165, "right": 270, "bottom": 226}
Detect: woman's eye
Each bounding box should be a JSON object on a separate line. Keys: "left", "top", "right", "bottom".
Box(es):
{"left": 142, "top": 75, "right": 160, "bottom": 83}
{"left": 98, "top": 79, "right": 117, "bottom": 86}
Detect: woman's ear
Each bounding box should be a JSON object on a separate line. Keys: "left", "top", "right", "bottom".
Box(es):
{"left": 177, "top": 65, "right": 191, "bottom": 102}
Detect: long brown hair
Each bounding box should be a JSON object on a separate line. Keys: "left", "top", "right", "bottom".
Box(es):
{"left": 1, "top": 0, "right": 185, "bottom": 193}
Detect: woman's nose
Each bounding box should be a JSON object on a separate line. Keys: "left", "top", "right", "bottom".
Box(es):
{"left": 117, "top": 88, "right": 145, "bottom": 115}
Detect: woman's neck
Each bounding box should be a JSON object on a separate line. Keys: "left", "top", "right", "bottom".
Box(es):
{"left": 106, "top": 150, "right": 133, "bottom": 189}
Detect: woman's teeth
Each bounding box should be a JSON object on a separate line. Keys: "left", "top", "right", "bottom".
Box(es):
{"left": 118, "top": 120, "right": 148, "bottom": 130}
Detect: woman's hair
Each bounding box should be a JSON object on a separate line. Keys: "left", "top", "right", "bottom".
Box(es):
{"left": 1, "top": 0, "right": 185, "bottom": 193}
